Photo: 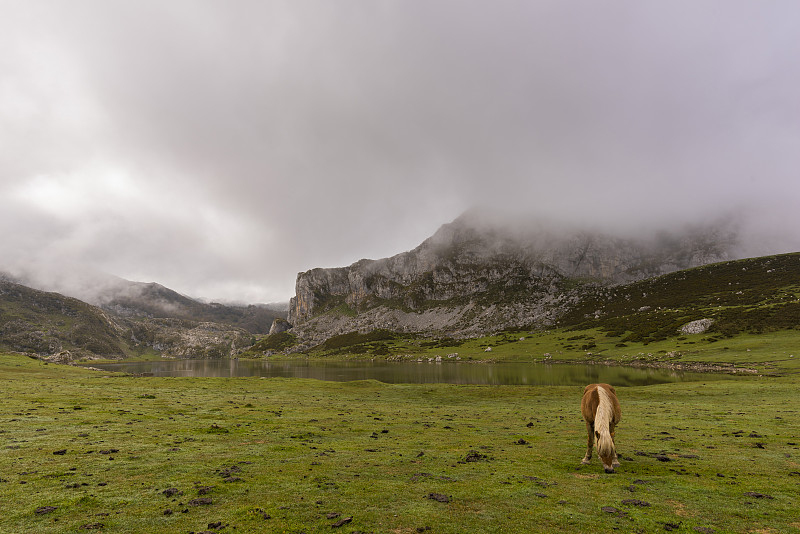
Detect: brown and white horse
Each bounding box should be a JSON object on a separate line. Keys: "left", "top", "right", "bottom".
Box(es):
{"left": 581, "top": 383, "right": 622, "bottom": 473}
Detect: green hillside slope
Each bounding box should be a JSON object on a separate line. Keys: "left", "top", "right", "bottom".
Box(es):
{"left": 0, "top": 281, "right": 127, "bottom": 358}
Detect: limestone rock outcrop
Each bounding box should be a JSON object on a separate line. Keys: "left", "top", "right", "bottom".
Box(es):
{"left": 288, "top": 211, "right": 738, "bottom": 343}
{"left": 268, "top": 318, "right": 293, "bottom": 335}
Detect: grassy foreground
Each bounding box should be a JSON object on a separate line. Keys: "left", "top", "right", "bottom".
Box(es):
{"left": 2, "top": 353, "right": 799, "bottom": 534}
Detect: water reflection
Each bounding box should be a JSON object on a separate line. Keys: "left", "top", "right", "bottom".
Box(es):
{"left": 82, "top": 359, "right": 725, "bottom": 386}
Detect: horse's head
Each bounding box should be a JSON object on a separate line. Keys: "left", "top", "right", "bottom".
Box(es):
{"left": 595, "top": 430, "right": 616, "bottom": 473}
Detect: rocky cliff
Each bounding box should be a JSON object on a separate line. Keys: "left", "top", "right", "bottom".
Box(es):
{"left": 288, "top": 211, "right": 738, "bottom": 343}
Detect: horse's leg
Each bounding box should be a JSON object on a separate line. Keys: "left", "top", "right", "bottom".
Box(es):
{"left": 582, "top": 421, "right": 593, "bottom": 464}
{"left": 610, "top": 424, "right": 620, "bottom": 468}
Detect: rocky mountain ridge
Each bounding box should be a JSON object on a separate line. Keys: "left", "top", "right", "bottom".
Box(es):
{"left": 94, "top": 279, "right": 285, "bottom": 335}
{"left": 0, "top": 278, "right": 270, "bottom": 361}
{"left": 287, "top": 212, "right": 740, "bottom": 344}
{"left": 1, "top": 270, "right": 287, "bottom": 333}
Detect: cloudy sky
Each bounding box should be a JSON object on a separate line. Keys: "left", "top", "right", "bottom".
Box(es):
{"left": 2, "top": 1, "right": 799, "bottom": 303}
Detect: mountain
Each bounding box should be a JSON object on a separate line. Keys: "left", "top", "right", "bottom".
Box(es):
{"left": 1, "top": 271, "right": 287, "bottom": 335}
{"left": 287, "top": 211, "right": 740, "bottom": 343}
{"left": 0, "top": 279, "right": 257, "bottom": 361}
{"left": 0, "top": 279, "right": 128, "bottom": 359}
{"left": 95, "top": 279, "right": 286, "bottom": 334}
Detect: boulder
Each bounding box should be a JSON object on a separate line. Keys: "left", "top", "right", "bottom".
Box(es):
{"left": 680, "top": 319, "right": 714, "bottom": 335}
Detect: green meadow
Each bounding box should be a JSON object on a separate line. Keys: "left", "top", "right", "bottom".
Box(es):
{"left": 2, "top": 350, "right": 799, "bottom": 533}
{"left": 274, "top": 327, "right": 800, "bottom": 378}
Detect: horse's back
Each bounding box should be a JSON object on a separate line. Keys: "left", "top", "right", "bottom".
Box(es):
{"left": 582, "top": 383, "right": 621, "bottom": 423}
{"left": 583, "top": 383, "right": 618, "bottom": 402}
{"left": 581, "top": 384, "right": 600, "bottom": 422}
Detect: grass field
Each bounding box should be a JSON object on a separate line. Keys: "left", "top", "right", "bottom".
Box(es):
{"left": 2, "top": 352, "right": 799, "bottom": 533}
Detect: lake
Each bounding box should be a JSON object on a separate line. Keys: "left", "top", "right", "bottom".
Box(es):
{"left": 81, "top": 359, "right": 728, "bottom": 386}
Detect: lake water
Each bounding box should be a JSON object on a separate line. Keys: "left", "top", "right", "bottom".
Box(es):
{"left": 82, "top": 359, "right": 727, "bottom": 386}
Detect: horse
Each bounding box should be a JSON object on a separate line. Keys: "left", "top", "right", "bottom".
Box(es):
{"left": 581, "top": 383, "right": 621, "bottom": 473}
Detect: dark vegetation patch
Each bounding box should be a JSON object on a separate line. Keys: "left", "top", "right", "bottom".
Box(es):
{"left": 419, "top": 337, "right": 465, "bottom": 349}
{"left": 315, "top": 329, "right": 400, "bottom": 355}
{"left": 558, "top": 253, "right": 800, "bottom": 342}
{"left": 243, "top": 331, "right": 298, "bottom": 355}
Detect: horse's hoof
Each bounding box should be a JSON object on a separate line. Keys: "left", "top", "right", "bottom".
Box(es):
{"left": 604, "top": 467, "right": 615, "bottom": 474}
{"left": 581, "top": 458, "right": 591, "bottom": 465}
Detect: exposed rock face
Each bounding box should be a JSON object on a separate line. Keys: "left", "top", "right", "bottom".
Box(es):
{"left": 268, "top": 318, "right": 293, "bottom": 335}
{"left": 288, "top": 211, "right": 738, "bottom": 342}
{"left": 127, "top": 319, "right": 253, "bottom": 359}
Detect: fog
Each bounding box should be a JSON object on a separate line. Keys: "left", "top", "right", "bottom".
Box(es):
{"left": 2, "top": 1, "right": 799, "bottom": 303}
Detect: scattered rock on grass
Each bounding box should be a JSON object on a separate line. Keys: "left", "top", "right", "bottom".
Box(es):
{"left": 743, "top": 492, "right": 773, "bottom": 499}
{"left": 218, "top": 465, "right": 241, "bottom": 478}
{"left": 332, "top": 516, "right": 353, "bottom": 527}
{"left": 622, "top": 499, "right": 651, "bottom": 507}
{"left": 464, "top": 451, "right": 489, "bottom": 462}
{"left": 190, "top": 498, "right": 213, "bottom": 506}
{"left": 522, "top": 475, "right": 556, "bottom": 487}
{"left": 162, "top": 488, "right": 182, "bottom": 497}
{"left": 35, "top": 506, "right": 57, "bottom": 515}
{"left": 601, "top": 506, "right": 627, "bottom": 517}
{"left": 426, "top": 493, "right": 450, "bottom": 503}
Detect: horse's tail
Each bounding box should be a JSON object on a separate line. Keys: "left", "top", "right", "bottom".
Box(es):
{"left": 595, "top": 386, "right": 616, "bottom": 460}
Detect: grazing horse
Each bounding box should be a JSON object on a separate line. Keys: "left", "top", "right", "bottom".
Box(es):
{"left": 581, "top": 383, "right": 621, "bottom": 473}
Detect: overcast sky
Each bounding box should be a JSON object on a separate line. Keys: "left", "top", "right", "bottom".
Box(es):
{"left": 2, "top": 1, "right": 800, "bottom": 303}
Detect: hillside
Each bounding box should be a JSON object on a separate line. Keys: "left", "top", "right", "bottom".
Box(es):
{"left": 97, "top": 280, "right": 286, "bottom": 334}
{"left": 287, "top": 211, "right": 739, "bottom": 344}
{"left": 1, "top": 271, "right": 287, "bottom": 335}
{"left": 0, "top": 279, "right": 255, "bottom": 361}
{"left": 558, "top": 252, "right": 800, "bottom": 343}
{"left": 0, "top": 280, "right": 127, "bottom": 359}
